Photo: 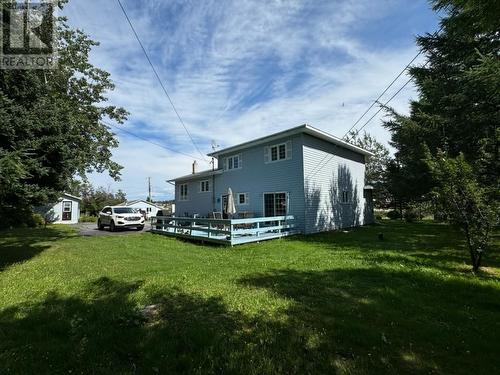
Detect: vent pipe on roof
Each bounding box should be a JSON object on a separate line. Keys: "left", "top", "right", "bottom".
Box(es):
{"left": 192, "top": 160, "right": 198, "bottom": 174}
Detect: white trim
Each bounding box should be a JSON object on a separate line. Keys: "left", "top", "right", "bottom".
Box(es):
{"left": 225, "top": 154, "right": 242, "bottom": 171}
{"left": 199, "top": 180, "right": 211, "bottom": 193}
{"left": 179, "top": 183, "right": 189, "bottom": 201}
{"left": 262, "top": 191, "right": 289, "bottom": 217}
{"left": 266, "top": 141, "right": 291, "bottom": 164}
{"left": 208, "top": 124, "right": 374, "bottom": 158}
{"left": 237, "top": 192, "right": 249, "bottom": 206}
{"left": 340, "top": 190, "right": 351, "bottom": 204}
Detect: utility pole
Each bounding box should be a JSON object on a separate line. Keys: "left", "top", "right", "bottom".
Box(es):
{"left": 148, "top": 177, "right": 152, "bottom": 202}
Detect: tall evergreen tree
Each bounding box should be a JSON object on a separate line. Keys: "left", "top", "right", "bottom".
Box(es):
{"left": 383, "top": 0, "right": 499, "bottom": 270}
{"left": 384, "top": 0, "right": 499, "bottom": 203}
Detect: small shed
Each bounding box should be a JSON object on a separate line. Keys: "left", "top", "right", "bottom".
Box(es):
{"left": 41, "top": 193, "right": 82, "bottom": 224}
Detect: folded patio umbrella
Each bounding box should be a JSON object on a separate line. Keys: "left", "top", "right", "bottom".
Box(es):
{"left": 226, "top": 188, "right": 236, "bottom": 217}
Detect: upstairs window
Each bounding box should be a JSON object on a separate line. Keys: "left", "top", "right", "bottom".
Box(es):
{"left": 179, "top": 183, "right": 188, "bottom": 201}
{"left": 225, "top": 154, "right": 242, "bottom": 170}
{"left": 340, "top": 190, "right": 351, "bottom": 204}
{"left": 200, "top": 180, "right": 210, "bottom": 192}
{"left": 265, "top": 141, "right": 292, "bottom": 163}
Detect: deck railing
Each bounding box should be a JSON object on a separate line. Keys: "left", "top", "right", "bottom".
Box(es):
{"left": 150, "top": 215, "right": 297, "bottom": 245}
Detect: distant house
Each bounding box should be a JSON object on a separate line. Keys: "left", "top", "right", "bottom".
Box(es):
{"left": 120, "top": 200, "right": 165, "bottom": 218}
{"left": 168, "top": 124, "right": 374, "bottom": 234}
{"left": 39, "top": 193, "right": 82, "bottom": 224}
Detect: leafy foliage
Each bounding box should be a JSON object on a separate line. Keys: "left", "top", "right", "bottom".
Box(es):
{"left": 346, "top": 130, "right": 391, "bottom": 207}
{"left": 0, "top": 2, "right": 127, "bottom": 225}
{"left": 427, "top": 152, "right": 498, "bottom": 271}
{"left": 69, "top": 181, "right": 126, "bottom": 216}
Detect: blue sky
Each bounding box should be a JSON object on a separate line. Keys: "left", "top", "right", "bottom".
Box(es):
{"left": 63, "top": 0, "right": 440, "bottom": 201}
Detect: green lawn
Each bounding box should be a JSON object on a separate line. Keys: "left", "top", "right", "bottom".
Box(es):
{"left": 0, "top": 222, "right": 499, "bottom": 375}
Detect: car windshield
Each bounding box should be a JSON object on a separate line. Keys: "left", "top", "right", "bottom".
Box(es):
{"left": 113, "top": 207, "right": 135, "bottom": 214}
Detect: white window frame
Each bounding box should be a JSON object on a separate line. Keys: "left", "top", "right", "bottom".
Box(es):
{"left": 340, "top": 190, "right": 351, "bottom": 204}
{"left": 62, "top": 201, "right": 72, "bottom": 212}
{"left": 179, "top": 183, "right": 188, "bottom": 201}
{"left": 237, "top": 193, "right": 249, "bottom": 206}
{"left": 199, "top": 180, "right": 210, "bottom": 192}
{"left": 262, "top": 192, "right": 289, "bottom": 217}
{"left": 265, "top": 140, "right": 292, "bottom": 164}
{"left": 225, "top": 154, "right": 242, "bottom": 171}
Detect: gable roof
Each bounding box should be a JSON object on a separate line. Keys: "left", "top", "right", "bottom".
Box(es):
{"left": 120, "top": 199, "right": 164, "bottom": 209}
{"left": 207, "top": 124, "right": 374, "bottom": 158}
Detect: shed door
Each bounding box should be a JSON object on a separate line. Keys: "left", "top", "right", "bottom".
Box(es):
{"left": 62, "top": 201, "right": 72, "bottom": 221}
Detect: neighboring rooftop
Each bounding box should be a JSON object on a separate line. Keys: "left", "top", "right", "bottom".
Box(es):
{"left": 207, "top": 124, "right": 374, "bottom": 158}
{"left": 120, "top": 199, "right": 165, "bottom": 208}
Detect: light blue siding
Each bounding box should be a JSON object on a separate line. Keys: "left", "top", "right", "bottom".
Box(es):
{"left": 214, "top": 133, "right": 306, "bottom": 232}
{"left": 173, "top": 131, "right": 371, "bottom": 235}
{"left": 175, "top": 134, "right": 306, "bottom": 232}
{"left": 302, "top": 134, "right": 367, "bottom": 234}
{"left": 174, "top": 177, "right": 215, "bottom": 217}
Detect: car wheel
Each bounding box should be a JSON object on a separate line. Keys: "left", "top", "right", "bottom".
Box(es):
{"left": 136, "top": 225, "right": 144, "bottom": 231}
{"left": 110, "top": 221, "right": 115, "bottom": 232}
{"left": 97, "top": 219, "right": 104, "bottom": 230}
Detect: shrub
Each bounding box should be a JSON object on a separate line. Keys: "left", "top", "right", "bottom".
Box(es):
{"left": 386, "top": 210, "right": 402, "bottom": 220}
{"left": 404, "top": 209, "right": 418, "bottom": 223}
{"left": 79, "top": 215, "right": 97, "bottom": 223}
{"left": 31, "top": 213, "right": 46, "bottom": 227}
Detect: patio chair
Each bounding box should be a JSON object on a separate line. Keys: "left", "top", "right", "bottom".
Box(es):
{"left": 211, "top": 211, "right": 225, "bottom": 232}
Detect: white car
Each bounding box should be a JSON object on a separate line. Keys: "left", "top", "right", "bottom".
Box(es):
{"left": 97, "top": 206, "right": 145, "bottom": 231}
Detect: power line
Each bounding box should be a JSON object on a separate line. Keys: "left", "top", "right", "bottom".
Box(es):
{"left": 116, "top": 0, "right": 208, "bottom": 163}
{"left": 307, "top": 27, "right": 442, "bottom": 180}
{"left": 342, "top": 53, "right": 421, "bottom": 139}
{"left": 343, "top": 24, "right": 444, "bottom": 140}
{"left": 305, "top": 76, "right": 415, "bottom": 181}
{"left": 102, "top": 120, "right": 205, "bottom": 161}
{"left": 349, "top": 77, "right": 413, "bottom": 139}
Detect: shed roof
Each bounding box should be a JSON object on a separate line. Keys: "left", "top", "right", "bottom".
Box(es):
{"left": 62, "top": 193, "right": 82, "bottom": 201}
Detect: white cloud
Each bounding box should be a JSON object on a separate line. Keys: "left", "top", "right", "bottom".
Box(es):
{"left": 62, "top": 0, "right": 437, "bottom": 199}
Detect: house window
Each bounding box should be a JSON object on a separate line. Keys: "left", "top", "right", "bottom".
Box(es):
{"left": 266, "top": 141, "right": 291, "bottom": 163}
{"left": 179, "top": 183, "right": 188, "bottom": 201}
{"left": 62, "top": 201, "right": 72, "bottom": 221}
{"left": 264, "top": 192, "right": 288, "bottom": 217}
{"left": 200, "top": 180, "right": 210, "bottom": 192}
{"left": 226, "top": 155, "right": 241, "bottom": 170}
{"left": 341, "top": 190, "right": 351, "bottom": 204}
{"left": 238, "top": 193, "right": 248, "bottom": 205}
{"left": 63, "top": 201, "right": 72, "bottom": 212}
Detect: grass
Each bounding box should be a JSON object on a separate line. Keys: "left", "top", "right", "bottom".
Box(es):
{"left": 0, "top": 221, "right": 499, "bottom": 375}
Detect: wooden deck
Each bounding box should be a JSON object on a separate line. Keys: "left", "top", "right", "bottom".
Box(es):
{"left": 150, "top": 215, "right": 298, "bottom": 246}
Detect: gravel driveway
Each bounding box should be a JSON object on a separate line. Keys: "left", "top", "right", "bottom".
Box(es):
{"left": 75, "top": 222, "right": 151, "bottom": 237}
